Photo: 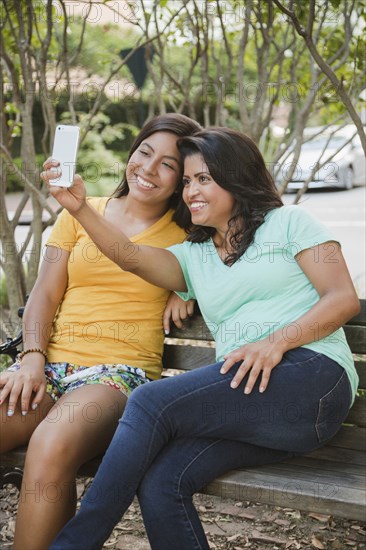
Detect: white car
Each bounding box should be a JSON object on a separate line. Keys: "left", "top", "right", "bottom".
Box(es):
{"left": 276, "top": 130, "right": 365, "bottom": 191}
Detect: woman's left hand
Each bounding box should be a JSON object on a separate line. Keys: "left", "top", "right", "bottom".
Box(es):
{"left": 163, "top": 294, "right": 195, "bottom": 334}
{"left": 220, "top": 338, "right": 286, "bottom": 394}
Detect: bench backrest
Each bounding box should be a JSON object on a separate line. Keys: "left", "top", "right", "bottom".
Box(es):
{"left": 163, "top": 299, "right": 366, "bottom": 453}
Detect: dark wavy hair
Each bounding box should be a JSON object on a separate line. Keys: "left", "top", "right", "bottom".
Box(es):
{"left": 112, "top": 113, "right": 202, "bottom": 226}
{"left": 176, "top": 127, "right": 283, "bottom": 265}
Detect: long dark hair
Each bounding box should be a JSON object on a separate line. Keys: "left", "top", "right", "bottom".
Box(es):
{"left": 177, "top": 127, "right": 283, "bottom": 265}
{"left": 112, "top": 114, "right": 201, "bottom": 225}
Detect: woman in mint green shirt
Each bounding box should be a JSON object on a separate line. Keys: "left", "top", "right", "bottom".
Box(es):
{"left": 47, "top": 127, "right": 360, "bottom": 550}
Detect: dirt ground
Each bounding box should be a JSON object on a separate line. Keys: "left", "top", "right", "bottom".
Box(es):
{"left": 1, "top": 479, "right": 365, "bottom": 550}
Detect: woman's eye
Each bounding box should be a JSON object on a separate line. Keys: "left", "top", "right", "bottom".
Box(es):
{"left": 139, "top": 149, "right": 149, "bottom": 156}
{"left": 182, "top": 178, "right": 190, "bottom": 186}
{"left": 162, "top": 162, "right": 174, "bottom": 170}
{"left": 199, "top": 175, "right": 209, "bottom": 183}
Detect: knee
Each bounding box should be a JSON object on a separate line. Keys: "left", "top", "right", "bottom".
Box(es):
{"left": 122, "top": 383, "right": 158, "bottom": 424}
{"left": 127, "top": 382, "right": 152, "bottom": 408}
{"left": 126, "top": 378, "right": 171, "bottom": 420}
{"left": 26, "top": 422, "right": 70, "bottom": 480}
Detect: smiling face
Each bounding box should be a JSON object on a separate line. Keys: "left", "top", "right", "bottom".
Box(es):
{"left": 126, "top": 131, "right": 181, "bottom": 207}
{"left": 182, "top": 154, "right": 235, "bottom": 235}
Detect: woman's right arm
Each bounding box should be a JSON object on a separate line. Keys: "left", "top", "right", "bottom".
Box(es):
{"left": 0, "top": 247, "right": 69, "bottom": 415}
{"left": 42, "top": 162, "right": 187, "bottom": 292}
{"left": 74, "top": 198, "right": 187, "bottom": 291}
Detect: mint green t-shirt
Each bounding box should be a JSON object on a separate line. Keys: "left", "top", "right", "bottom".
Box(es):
{"left": 168, "top": 205, "right": 358, "bottom": 401}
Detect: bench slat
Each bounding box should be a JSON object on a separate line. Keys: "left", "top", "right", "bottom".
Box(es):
{"left": 355, "top": 360, "right": 366, "bottom": 389}
{"left": 326, "top": 425, "right": 366, "bottom": 451}
{"left": 343, "top": 325, "right": 366, "bottom": 354}
{"left": 202, "top": 466, "right": 366, "bottom": 521}
{"left": 344, "top": 396, "right": 366, "bottom": 427}
{"left": 347, "top": 300, "right": 366, "bottom": 326}
{"left": 169, "top": 318, "right": 214, "bottom": 341}
{"left": 308, "top": 446, "right": 366, "bottom": 466}
{"left": 163, "top": 344, "right": 216, "bottom": 371}
{"left": 247, "top": 461, "right": 365, "bottom": 491}
{"left": 288, "top": 456, "right": 365, "bottom": 476}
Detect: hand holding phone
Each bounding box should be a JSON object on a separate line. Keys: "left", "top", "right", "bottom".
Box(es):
{"left": 50, "top": 125, "right": 80, "bottom": 187}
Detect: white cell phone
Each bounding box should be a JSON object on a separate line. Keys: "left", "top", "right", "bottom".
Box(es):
{"left": 50, "top": 125, "right": 80, "bottom": 187}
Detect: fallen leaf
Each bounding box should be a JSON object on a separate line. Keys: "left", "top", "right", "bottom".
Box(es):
{"left": 330, "top": 541, "right": 343, "bottom": 549}
{"left": 308, "top": 512, "right": 331, "bottom": 522}
{"left": 103, "top": 539, "right": 117, "bottom": 547}
{"left": 311, "top": 535, "right": 325, "bottom": 549}
{"left": 275, "top": 519, "right": 291, "bottom": 527}
{"left": 286, "top": 510, "right": 301, "bottom": 519}
{"left": 227, "top": 534, "right": 241, "bottom": 541}
{"left": 249, "top": 530, "right": 287, "bottom": 545}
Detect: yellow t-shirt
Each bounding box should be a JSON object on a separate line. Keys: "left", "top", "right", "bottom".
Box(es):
{"left": 45, "top": 197, "right": 186, "bottom": 380}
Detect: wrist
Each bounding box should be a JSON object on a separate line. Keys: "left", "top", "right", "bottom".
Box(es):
{"left": 75, "top": 200, "right": 91, "bottom": 219}
{"left": 271, "top": 333, "right": 291, "bottom": 354}
{"left": 18, "top": 348, "right": 48, "bottom": 364}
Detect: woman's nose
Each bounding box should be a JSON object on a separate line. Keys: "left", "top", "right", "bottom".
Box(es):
{"left": 143, "top": 157, "right": 158, "bottom": 175}
{"left": 187, "top": 180, "right": 199, "bottom": 197}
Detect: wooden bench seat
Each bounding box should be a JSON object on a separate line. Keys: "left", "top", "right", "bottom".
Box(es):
{"left": 1, "top": 300, "right": 365, "bottom": 521}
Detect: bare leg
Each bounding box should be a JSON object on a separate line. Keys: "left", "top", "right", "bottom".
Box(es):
{"left": 13, "top": 384, "right": 127, "bottom": 550}
{"left": 0, "top": 394, "right": 55, "bottom": 453}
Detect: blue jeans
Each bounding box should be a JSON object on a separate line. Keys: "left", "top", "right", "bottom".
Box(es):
{"left": 50, "top": 348, "right": 352, "bottom": 550}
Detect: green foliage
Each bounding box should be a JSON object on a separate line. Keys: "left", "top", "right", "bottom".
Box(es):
{"left": 4, "top": 154, "right": 45, "bottom": 193}
{"left": 67, "top": 18, "right": 138, "bottom": 77}
{"left": 5, "top": 102, "right": 22, "bottom": 138}
{"left": 0, "top": 354, "right": 13, "bottom": 372}
{"left": 0, "top": 276, "right": 9, "bottom": 310}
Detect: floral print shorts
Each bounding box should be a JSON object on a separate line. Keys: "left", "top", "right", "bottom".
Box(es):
{"left": 8, "top": 361, "right": 151, "bottom": 401}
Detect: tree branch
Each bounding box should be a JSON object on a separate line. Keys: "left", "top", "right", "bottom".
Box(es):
{"left": 272, "top": 0, "right": 366, "bottom": 153}
{"left": 0, "top": 144, "right": 57, "bottom": 223}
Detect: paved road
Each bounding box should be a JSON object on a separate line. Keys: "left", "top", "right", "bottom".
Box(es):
{"left": 4, "top": 186, "right": 366, "bottom": 297}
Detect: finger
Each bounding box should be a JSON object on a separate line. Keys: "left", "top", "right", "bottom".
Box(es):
{"left": 163, "top": 307, "right": 172, "bottom": 335}
{"left": 7, "top": 381, "right": 22, "bottom": 417}
{"left": 178, "top": 305, "right": 188, "bottom": 321}
{"left": 259, "top": 367, "right": 273, "bottom": 393}
{"left": 220, "top": 353, "right": 241, "bottom": 374}
{"left": 0, "top": 381, "right": 13, "bottom": 405}
{"left": 20, "top": 383, "right": 34, "bottom": 415}
{"left": 31, "top": 383, "right": 46, "bottom": 411}
{"left": 72, "top": 174, "right": 84, "bottom": 188}
{"left": 0, "top": 372, "right": 10, "bottom": 388}
{"left": 187, "top": 300, "right": 195, "bottom": 316}
{"left": 230, "top": 360, "right": 252, "bottom": 389}
{"left": 172, "top": 313, "right": 183, "bottom": 329}
{"left": 42, "top": 158, "right": 60, "bottom": 170}
{"left": 243, "top": 362, "right": 263, "bottom": 394}
{"left": 40, "top": 167, "right": 62, "bottom": 183}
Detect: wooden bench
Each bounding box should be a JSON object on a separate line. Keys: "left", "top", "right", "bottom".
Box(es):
{"left": 1, "top": 300, "right": 365, "bottom": 521}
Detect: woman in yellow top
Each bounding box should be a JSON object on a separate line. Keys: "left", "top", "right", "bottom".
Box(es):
{"left": 0, "top": 113, "right": 201, "bottom": 550}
